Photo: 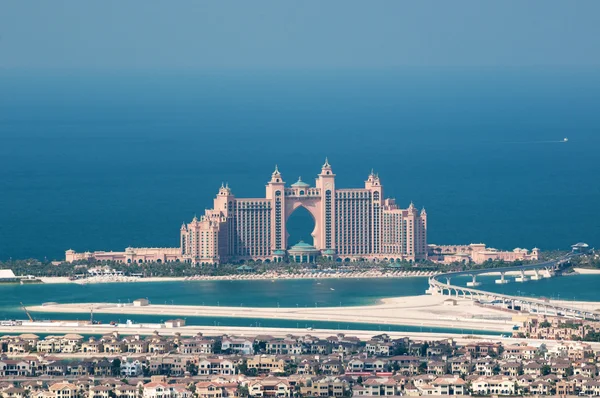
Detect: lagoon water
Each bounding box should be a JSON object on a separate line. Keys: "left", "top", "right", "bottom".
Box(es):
{"left": 0, "top": 278, "right": 424, "bottom": 310}
{"left": 0, "top": 277, "right": 501, "bottom": 335}
{"left": 453, "top": 273, "right": 600, "bottom": 302}
{"left": 0, "top": 274, "right": 599, "bottom": 335}
{"left": 1, "top": 68, "right": 600, "bottom": 261}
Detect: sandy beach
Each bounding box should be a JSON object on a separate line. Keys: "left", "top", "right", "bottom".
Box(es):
{"left": 39, "top": 266, "right": 587, "bottom": 285}
{"left": 38, "top": 270, "right": 439, "bottom": 284}
{"left": 573, "top": 267, "right": 600, "bottom": 275}
{"left": 28, "top": 290, "right": 600, "bottom": 335}
{"left": 29, "top": 294, "right": 514, "bottom": 332}
{"left": 39, "top": 276, "right": 188, "bottom": 284}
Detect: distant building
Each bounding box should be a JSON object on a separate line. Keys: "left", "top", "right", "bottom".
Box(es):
{"left": 133, "top": 298, "right": 149, "bottom": 307}
{"left": 572, "top": 242, "right": 591, "bottom": 253}
{"left": 66, "top": 247, "right": 181, "bottom": 264}
{"left": 222, "top": 336, "right": 254, "bottom": 355}
{"left": 164, "top": 319, "right": 185, "bottom": 328}
{"left": 443, "top": 299, "right": 458, "bottom": 306}
{"left": 428, "top": 243, "right": 540, "bottom": 264}
{"left": 247, "top": 355, "right": 285, "bottom": 374}
{"left": 120, "top": 359, "right": 143, "bottom": 377}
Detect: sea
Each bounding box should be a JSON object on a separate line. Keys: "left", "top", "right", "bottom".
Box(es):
{"left": 1, "top": 68, "right": 599, "bottom": 261}
{"left": 0, "top": 67, "right": 599, "bottom": 334}
{"left": 0, "top": 274, "right": 598, "bottom": 335}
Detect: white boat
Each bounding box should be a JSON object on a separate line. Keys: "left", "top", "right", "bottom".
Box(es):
{"left": 563, "top": 137, "right": 568, "bottom": 142}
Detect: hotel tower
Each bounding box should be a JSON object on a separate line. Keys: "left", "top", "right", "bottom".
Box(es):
{"left": 66, "top": 160, "right": 428, "bottom": 265}
{"left": 179, "top": 159, "right": 427, "bottom": 264}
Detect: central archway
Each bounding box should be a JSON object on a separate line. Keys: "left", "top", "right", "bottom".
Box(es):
{"left": 285, "top": 205, "right": 316, "bottom": 248}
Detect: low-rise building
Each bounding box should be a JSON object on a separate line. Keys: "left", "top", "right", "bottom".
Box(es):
{"left": 0, "top": 360, "right": 32, "bottom": 377}
{"left": 247, "top": 355, "right": 285, "bottom": 374}
{"left": 121, "top": 359, "right": 144, "bottom": 377}
{"left": 248, "top": 376, "right": 291, "bottom": 398}
{"left": 198, "top": 358, "right": 236, "bottom": 376}
{"left": 222, "top": 337, "right": 254, "bottom": 355}
{"left": 471, "top": 375, "right": 515, "bottom": 396}
{"left": 143, "top": 382, "right": 191, "bottom": 398}
{"left": 48, "top": 383, "right": 78, "bottom": 398}
{"left": 178, "top": 337, "right": 214, "bottom": 355}
{"left": 300, "top": 377, "right": 348, "bottom": 397}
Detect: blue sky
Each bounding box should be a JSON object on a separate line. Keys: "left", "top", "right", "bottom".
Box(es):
{"left": 1, "top": 1, "right": 600, "bottom": 70}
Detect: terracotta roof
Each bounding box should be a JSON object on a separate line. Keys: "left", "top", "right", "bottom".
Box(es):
{"left": 90, "top": 386, "right": 112, "bottom": 392}
{"left": 195, "top": 382, "right": 218, "bottom": 388}
{"left": 143, "top": 382, "right": 169, "bottom": 388}
{"left": 116, "top": 386, "right": 137, "bottom": 391}
{"left": 433, "top": 377, "right": 466, "bottom": 385}
{"left": 49, "top": 383, "right": 77, "bottom": 391}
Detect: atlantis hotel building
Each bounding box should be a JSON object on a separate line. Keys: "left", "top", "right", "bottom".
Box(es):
{"left": 66, "top": 160, "right": 428, "bottom": 264}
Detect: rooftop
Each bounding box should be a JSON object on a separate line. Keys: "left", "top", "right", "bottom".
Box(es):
{"left": 0, "top": 269, "right": 16, "bottom": 279}
{"left": 291, "top": 177, "right": 310, "bottom": 188}
{"left": 288, "top": 241, "right": 319, "bottom": 253}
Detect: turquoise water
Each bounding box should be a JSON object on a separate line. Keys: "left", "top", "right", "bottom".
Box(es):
{"left": 454, "top": 273, "right": 600, "bottom": 302}
{"left": 0, "top": 278, "right": 426, "bottom": 310}
{"left": 1, "top": 275, "right": 600, "bottom": 335}
{"left": 1, "top": 69, "right": 599, "bottom": 261}
{"left": 1, "top": 275, "right": 595, "bottom": 315}
{"left": 0, "top": 278, "right": 426, "bottom": 322}
{"left": 0, "top": 277, "right": 503, "bottom": 335}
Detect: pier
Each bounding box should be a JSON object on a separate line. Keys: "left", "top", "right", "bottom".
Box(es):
{"left": 495, "top": 272, "right": 510, "bottom": 284}
{"left": 427, "top": 251, "right": 600, "bottom": 321}
{"left": 466, "top": 275, "right": 481, "bottom": 287}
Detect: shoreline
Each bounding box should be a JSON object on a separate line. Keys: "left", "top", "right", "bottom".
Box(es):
{"left": 28, "top": 294, "right": 514, "bottom": 333}
{"left": 27, "top": 293, "right": 600, "bottom": 335}
{"left": 28, "top": 266, "right": 600, "bottom": 285}
{"left": 34, "top": 266, "right": 600, "bottom": 285}
{"left": 38, "top": 270, "right": 438, "bottom": 284}
{"left": 573, "top": 267, "right": 600, "bottom": 275}
{"left": 2, "top": 323, "right": 600, "bottom": 351}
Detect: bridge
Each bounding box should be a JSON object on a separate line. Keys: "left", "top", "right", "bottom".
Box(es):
{"left": 426, "top": 251, "right": 600, "bottom": 321}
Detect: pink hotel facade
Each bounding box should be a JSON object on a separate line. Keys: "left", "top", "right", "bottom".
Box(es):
{"left": 66, "top": 160, "right": 428, "bottom": 265}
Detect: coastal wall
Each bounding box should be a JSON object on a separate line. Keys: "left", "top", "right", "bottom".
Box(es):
{"left": 65, "top": 247, "right": 181, "bottom": 263}
{"left": 428, "top": 243, "right": 540, "bottom": 264}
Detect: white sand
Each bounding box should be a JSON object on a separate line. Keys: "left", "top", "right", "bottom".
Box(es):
{"left": 38, "top": 277, "right": 73, "bottom": 284}
{"left": 573, "top": 267, "right": 600, "bottom": 275}
{"left": 38, "top": 270, "right": 438, "bottom": 284}
{"left": 29, "top": 294, "right": 514, "bottom": 332}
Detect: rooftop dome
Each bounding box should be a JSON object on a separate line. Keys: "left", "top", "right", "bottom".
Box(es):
{"left": 572, "top": 242, "right": 589, "bottom": 248}
{"left": 291, "top": 241, "right": 314, "bottom": 248}
{"left": 291, "top": 177, "right": 310, "bottom": 188}
{"left": 288, "top": 241, "right": 319, "bottom": 253}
